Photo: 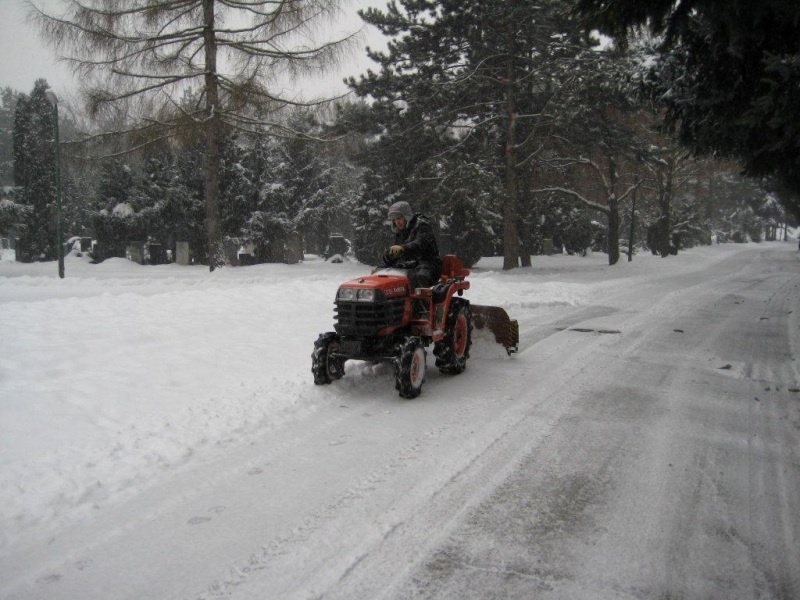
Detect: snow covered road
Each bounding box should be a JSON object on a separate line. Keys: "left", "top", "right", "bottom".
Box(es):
{"left": 1, "top": 243, "right": 798, "bottom": 599}
{"left": 361, "top": 246, "right": 800, "bottom": 600}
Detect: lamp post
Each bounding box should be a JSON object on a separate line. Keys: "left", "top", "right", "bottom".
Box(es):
{"left": 44, "top": 89, "right": 65, "bottom": 279}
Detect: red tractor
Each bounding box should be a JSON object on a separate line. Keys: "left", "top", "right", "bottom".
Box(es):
{"left": 312, "top": 255, "right": 518, "bottom": 398}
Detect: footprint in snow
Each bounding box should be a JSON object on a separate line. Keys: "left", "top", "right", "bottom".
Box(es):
{"left": 187, "top": 506, "right": 226, "bottom": 524}
{"left": 75, "top": 559, "right": 92, "bottom": 571}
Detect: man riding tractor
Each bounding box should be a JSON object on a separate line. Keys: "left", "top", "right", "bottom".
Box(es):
{"left": 383, "top": 200, "right": 442, "bottom": 290}
{"left": 312, "top": 201, "right": 519, "bottom": 398}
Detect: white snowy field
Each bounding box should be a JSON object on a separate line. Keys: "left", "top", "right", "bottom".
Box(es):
{"left": 1, "top": 241, "right": 798, "bottom": 599}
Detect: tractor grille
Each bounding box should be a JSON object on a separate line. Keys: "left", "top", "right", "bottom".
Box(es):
{"left": 334, "top": 298, "right": 406, "bottom": 336}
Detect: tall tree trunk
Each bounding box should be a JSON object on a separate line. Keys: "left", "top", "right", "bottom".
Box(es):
{"left": 519, "top": 171, "right": 533, "bottom": 267}
{"left": 607, "top": 197, "right": 620, "bottom": 265}
{"left": 658, "top": 164, "right": 673, "bottom": 257}
{"left": 203, "top": 0, "right": 221, "bottom": 271}
{"left": 519, "top": 217, "right": 532, "bottom": 267}
{"left": 606, "top": 157, "right": 620, "bottom": 265}
{"left": 502, "top": 22, "right": 520, "bottom": 271}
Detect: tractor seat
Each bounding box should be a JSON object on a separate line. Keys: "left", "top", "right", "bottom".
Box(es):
{"left": 439, "top": 255, "right": 470, "bottom": 282}
{"left": 432, "top": 255, "right": 469, "bottom": 302}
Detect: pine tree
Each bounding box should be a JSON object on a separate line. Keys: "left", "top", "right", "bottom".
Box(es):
{"left": 90, "top": 159, "right": 142, "bottom": 260}
{"left": 0, "top": 88, "right": 22, "bottom": 187}
{"left": 34, "top": 0, "right": 357, "bottom": 269}
{"left": 575, "top": 0, "right": 800, "bottom": 221}
{"left": 349, "top": 0, "right": 594, "bottom": 269}
{"left": 12, "top": 79, "right": 57, "bottom": 262}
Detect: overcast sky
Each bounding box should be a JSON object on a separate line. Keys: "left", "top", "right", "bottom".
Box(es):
{"left": 0, "top": 0, "right": 385, "bottom": 102}
{"left": 0, "top": 0, "right": 77, "bottom": 96}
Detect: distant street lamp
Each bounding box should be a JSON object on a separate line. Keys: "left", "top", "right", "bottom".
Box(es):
{"left": 44, "top": 89, "right": 65, "bottom": 279}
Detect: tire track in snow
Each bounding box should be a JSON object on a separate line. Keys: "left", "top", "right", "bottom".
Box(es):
{"left": 198, "top": 317, "right": 624, "bottom": 599}
{"left": 197, "top": 387, "right": 514, "bottom": 599}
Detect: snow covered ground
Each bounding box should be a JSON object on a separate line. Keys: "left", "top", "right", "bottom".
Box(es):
{"left": 1, "top": 241, "right": 798, "bottom": 599}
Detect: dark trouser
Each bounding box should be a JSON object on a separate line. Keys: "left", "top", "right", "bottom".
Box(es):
{"left": 380, "top": 255, "right": 442, "bottom": 289}
{"left": 408, "top": 262, "right": 440, "bottom": 289}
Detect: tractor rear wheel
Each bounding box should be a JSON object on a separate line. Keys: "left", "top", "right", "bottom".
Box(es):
{"left": 395, "top": 337, "right": 426, "bottom": 398}
{"left": 312, "top": 332, "right": 345, "bottom": 385}
{"left": 435, "top": 298, "right": 472, "bottom": 374}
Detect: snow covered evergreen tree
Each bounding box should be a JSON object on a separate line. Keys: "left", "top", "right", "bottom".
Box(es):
{"left": 34, "top": 0, "right": 357, "bottom": 269}
{"left": 0, "top": 88, "right": 22, "bottom": 187}
{"left": 575, "top": 0, "right": 800, "bottom": 222}
{"left": 90, "top": 160, "right": 144, "bottom": 260}
{"left": 12, "top": 79, "right": 57, "bottom": 262}
{"left": 349, "top": 0, "right": 594, "bottom": 269}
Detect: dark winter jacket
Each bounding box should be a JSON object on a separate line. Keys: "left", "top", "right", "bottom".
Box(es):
{"left": 383, "top": 213, "right": 442, "bottom": 287}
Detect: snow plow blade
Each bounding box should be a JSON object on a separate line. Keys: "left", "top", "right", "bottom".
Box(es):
{"left": 471, "top": 305, "right": 519, "bottom": 354}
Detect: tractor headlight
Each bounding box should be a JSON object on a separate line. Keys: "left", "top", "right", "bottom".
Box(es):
{"left": 337, "top": 287, "right": 378, "bottom": 302}
{"left": 337, "top": 287, "right": 356, "bottom": 301}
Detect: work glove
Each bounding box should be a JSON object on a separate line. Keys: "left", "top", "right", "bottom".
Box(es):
{"left": 389, "top": 245, "right": 404, "bottom": 258}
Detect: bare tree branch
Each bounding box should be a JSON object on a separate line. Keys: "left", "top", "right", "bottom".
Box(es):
{"left": 30, "top": 0, "right": 359, "bottom": 269}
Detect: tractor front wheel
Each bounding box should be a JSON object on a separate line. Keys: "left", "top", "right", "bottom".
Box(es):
{"left": 395, "top": 337, "right": 426, "bottom": 398}
{"left": 312, "top": 332, "right": 345, "bottom": 385}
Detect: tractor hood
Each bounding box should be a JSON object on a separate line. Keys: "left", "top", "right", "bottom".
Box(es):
{"left": 336, "top": 270, "right": 410, "bottom": 302}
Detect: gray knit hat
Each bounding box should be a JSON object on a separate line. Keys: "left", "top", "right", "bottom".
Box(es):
{"left": 387, "top": 200, "right": 413, "bottom": 221}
